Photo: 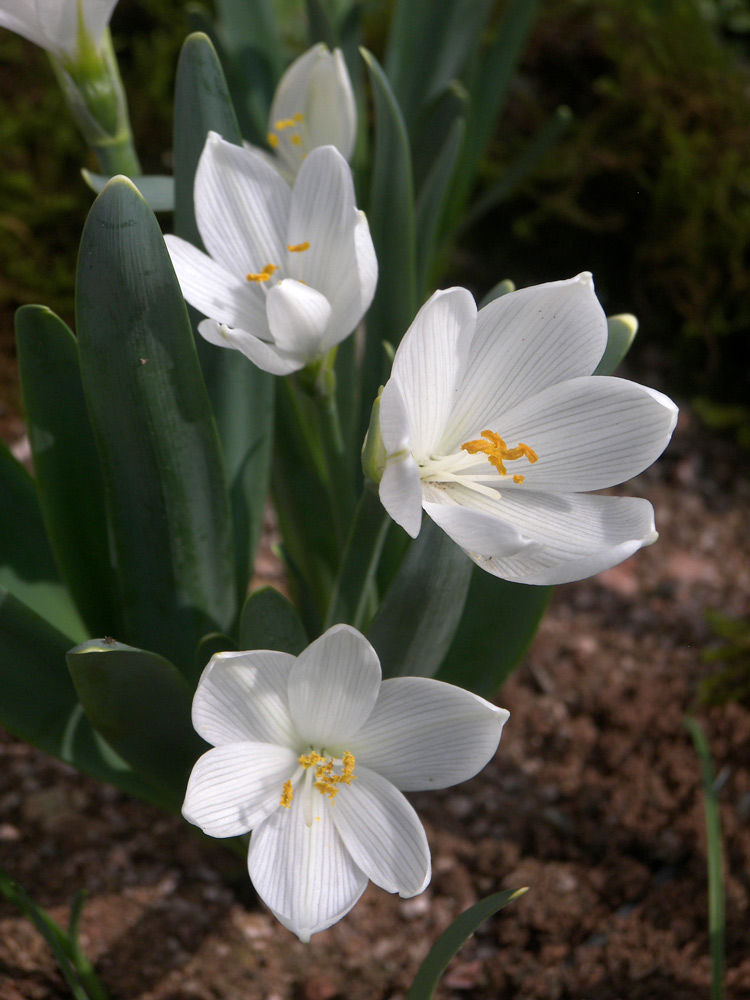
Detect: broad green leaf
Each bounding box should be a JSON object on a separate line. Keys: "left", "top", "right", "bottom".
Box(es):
{"left": 359, "top": 47, "right": 417, "bottom": 442}
{"left": 75, "top": 177, "right": 236, "bottom": 673}
{"left": 384, "top": 0, "right": 494, "bottom": 128}
{"left": 67, "top": 639, "right": 207, "bottom": 809}
{"left": 415, "top": 115, "right": 465, "bottom": 295}
{"left": 174, "top": 32, "right": 275, "bottom": 600}
{"left": 594, "top": 314, "right": 639, "bottom": 376}
{"left": 239, "top": 586, "right": 308, "bottom": 654}
{"left": 367, "top": 518, "right": 473, "bottom": 679}
{"left": 81, "top": 170, "right": 174, "bottom": 211}
{"left": 306, "top": 0, "right": 336, "bottom": 47}
{"left": 16, "top": 306, "right": 116, "bottom": 638}
{"left": 0, "top": 442, "right": 85, "bottom": 641}
{"left": 0, "top": 589, "right": 160, "bottom": 803}
{"left": 411, "top": 82, "right": 468, "bottom": 195}
{"left": 438, "top": 569, "right": 551, "bottom": 695}
{"left": 406, "top": 888, "right": 528, "bottom": 1000}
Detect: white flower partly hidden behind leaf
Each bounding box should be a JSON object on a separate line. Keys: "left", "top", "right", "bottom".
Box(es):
{"left": 247, "top": 42, "right": 357, "bottom": 183}
{"left": 165, "top": 132, "right": 377, "bottom": 376}
{"left": 0, "top": 0, "right": 117, "bottom": 61}
{"left": 375, "top": 274, "right": 678, "bottom": 585}
{"left": 182, "top": 624, "right": 508, "bottom": 941}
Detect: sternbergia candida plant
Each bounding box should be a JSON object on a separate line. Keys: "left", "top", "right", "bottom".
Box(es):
{"left": 2, "top": 2, "right": 682, "bottom": 983}
{"left": 182, "top": 625, "right": 508, "bottom": 939}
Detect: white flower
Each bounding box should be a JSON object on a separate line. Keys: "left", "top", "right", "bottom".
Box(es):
{"left": 182, "top": 624, "right": 508, "bottom": 941}
{"left": 247, "top": 43, "right": 357, "bottom": 183}
{"left": 377, "top": 274, "right": 679, "bottom": 585}
{"left": 165, "top": 132, "right": 377, "bottom": 376}
{"left": 0, "top": 0, "right": 117, "bottom": 61}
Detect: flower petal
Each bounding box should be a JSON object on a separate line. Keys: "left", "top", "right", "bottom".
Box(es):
{"left": 182, "top": 742, "right": 299, "bottom": 837}
{"left": 195, "top": 132, "right": 290, "bottom": 278}
{"left": 464, "top": 375, "right": 678, "bottom": 492}
{"left": 192, "top": 650, "right": 298, "bottom": 747}
{"left": 423, "top": 494, "right": 539, "bottom": 559}
{"left": 444, "top": 273, "right": 608, "bottom": 447}
{"left": 332, "top": 765, "right": 430, "bottom": 897}
{"left": 379, "top": 379, "right": 424, "bottom": 538}
{"left": 286, "top": 146, "right": 375, "bottom": 346}
{"left": 248, "top": 789, "right": 368, "bottom": 941}
{"left": 266, "top": 279, "right": 332, "bottom": 358}
{"left": 198, "top": 319, "right": 305, "bottom": 376}
{"left": 305, "top": 48, "right": 357, "bottom": 162}
{"left": 426, "top": 485, "right": 658, "bottom": 584}
{"left": 165, "top": 235, "right": 268, "bottom": 333}
{"left": 352, "top": 678, "right": 509, "bottom": 790}
{"left": 390, "top": 288, "right": 477, "bottom": 458}
{"left": 288, "top": 625, "right": 381, "bottom": 748}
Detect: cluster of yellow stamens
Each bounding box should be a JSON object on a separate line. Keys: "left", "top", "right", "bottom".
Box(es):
{"left": 267, "top": 112, "right": 305, "bottom": 149}
{"left": 280, "top": 750, "right": 357, "bottom": 808}
{"left": 460, "top": 430, "right": 538, "bottom": 484}
{"left": 245, "top": 244, "right": 311, "bottom": 284}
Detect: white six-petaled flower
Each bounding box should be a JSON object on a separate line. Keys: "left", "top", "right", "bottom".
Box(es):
{"left": 376, "top": 274, "right": 678, "bottom": 585}
{"left": 246, "top": 42, "right": 357, "bottom": 183}
{"left": 0, "top": 0, "right": 117, "bottom": 61}
{"left": 182, "top": 624, "right": 508, "bottom": 941}
{"left": 165, "top": 131, "right": 377, "bottom": 376}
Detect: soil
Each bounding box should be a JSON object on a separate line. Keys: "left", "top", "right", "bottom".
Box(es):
{"left": 1, "top": 402, "right": 749, "bottom": 1000}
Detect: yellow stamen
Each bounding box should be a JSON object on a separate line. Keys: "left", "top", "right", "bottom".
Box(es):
{"left": 280, "top": 779, "right": 294, "bottom": 808}
{"left": 293, "top": 113, "right": 305, "bottom": 122}
{"left": 296, "top": 750, "right": 357, "bottom": 803}
{"left": 274, "top": 117, "right": 298, "bottom": 130}
{"left": 461, "top": 430, "right": 538, "bottom": 478}
{"left": 298, "top": 750, "right": 325, "bottom": 768}
{"left": 287, "top": 241, "right": 310, "bottom": 253}
{"left": 246, "top": 263, "right": 279, "bottom": 282}
{"left": 267, "top": 132, "right": 279, "bottom": 149}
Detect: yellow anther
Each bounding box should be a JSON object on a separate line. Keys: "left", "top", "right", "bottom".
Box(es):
{"left": 290, "top": 135, "right": 302, "bottom": 146}
{"left": 246, "top": 263, "right": 279, "bottom": 282}
{"left": 293, "top": 112, "right": 305, "bottom": 122}
{"left": 274, "top": 117, "right": 298, "bottom": 130}
{"left": 280, "top": 779, "right": 294, "bottom": 808}
{"left": 287, "top": 241, "right": 310, "bottom": 253}
{"left": 267, "top": 132, "right": 279, "bottom": 149}
{"left": 298, "top": 750, "right": 325, "bottom": 768}
{"left": 461, "top": 430, "right": 538, "bottom": 478}
{"left": 296, "top": 750, "right": 357, "bottom": 802}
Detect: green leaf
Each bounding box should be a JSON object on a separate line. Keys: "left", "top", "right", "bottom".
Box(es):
{"left": 406, "top": 888, "right": 528, "bottom": 1000}
{"left": 437, "top": 569, "right": 552, "bottom": 695}
{"left": 67, "top": 639, "right": 207, "bottom": 809}
{"left": 384, "top": 0, "right": 494, "bottom": 128}
{"left": 593, "top": 314, "right": 639, "bottom": 376}
{"left": 75, "top": 176, "right": 236, "bottom": 673}
{"left": 81, "top": 170, "right": 174, "bottom": 212}
{"left": 415, "top": 114, "right": 465, "bottom": 295}
{"left": 359, "top": 47, "right": 417, "bottom": 442}
{"left": 306, "top": 0, "right": 337, "bottom": 47}
{"left": 0, "top": 589, "right": 161, "bottom": 803}
{"left": 174, "top": 32, "right": 275, "bottom": 600}
{"left": 368, "top": 518, "right": 473, "bottom": 679}
{"left": 411, "top": 82, "right": 468, "bottom": 195}
{"left": 0, "top": 441, "right": 86, "bottom": 641}
{"left": 15, "top": 306, "right": 116, "bottom": 638}
{"left": 239, "top": 586, "right": 308, "bottom": 654}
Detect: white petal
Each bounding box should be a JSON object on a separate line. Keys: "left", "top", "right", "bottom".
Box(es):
{"left": 248, "top": 789, "right": 367, "bottom": 941}
{"left": 305, "top": 48, "right": 357, "bottom": 162}
{"left": 267, "top": 44, "right": 326, "bottom": 177}
{"left": 288, "top": 625, "right": 381, "bottom": 748}
{"left": 195, "top": 132, "right": 290, "bottom": 277}
{"left": 0, "top": 2, "right": 50, "bottom": 49}
{"left": 286, "top": 146, "right": 373, "bottom": 346}
{"left": 80, "top": 0, "right": 118, "bottom": 45}
{"left": 423, "top": 496, "right": 538, "bottom": 559}
{"left": 198, "top": 319, "right": 306, "bottom": 375}
{"left": 165, "top": 235, "right": 268, "bottom": 333}
{"left": 427, "top": 485, "right": 658, "bottom": 584}
{"left": 192, "top": 650, "right": 298, "bottom": 747}
{"left": 352, "top": 678, "right": 509, "bottom": 790}
{"left": 459, "top": 375, "right": 679, "bottom": 493}
{"left": 378, "top": 379, "right": 423, "bottom": 537}
{"left": 444, "top": 274, "right": 608, "bottom": 447}
{"left": 331, "top": 765, "right": 430, "bottom": 897}
{"left": 266, "top": 279, "right": 332, "bottom": 358}
{"left": 182, "top": 742, "right": 299, "bottom": 837}
{"left": 390, "top": 288, "right": 477, "bottom": 458}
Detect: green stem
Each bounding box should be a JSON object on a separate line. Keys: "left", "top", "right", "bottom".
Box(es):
{"left": 316, "top": 392, "right": 358, "bottom": 548}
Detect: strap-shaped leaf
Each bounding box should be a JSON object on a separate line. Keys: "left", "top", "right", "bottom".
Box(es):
{"left": 367, "top": 518, "right": 473, "bottom": 679}
{"left": 75, "top": 177, "right": 236, "bottom": 673}
{"left": 0, "top": 442, "right": 85, "bottom": 641}
{"left": 16, "top": 306, "right": 116, "bottom": 638}
{"left": 174, "top": 32, "right": 275, "bottom": 600}
{"left": 359, "top": 47, "right": 417, "bottom": 442}
{"left": 415, "top": 115, "right": 465, "bottom": 296}
{"left": 438, "top": 569, "right": 551, "bottom": 695}
{"left": 239, "top": 586, "right": 308, "bottom": 655}
{"left": 67, "top": 639, "right": 207, "bottom": 808}
{"left": 0, "top": 589, "right": 160, "bottom": 803}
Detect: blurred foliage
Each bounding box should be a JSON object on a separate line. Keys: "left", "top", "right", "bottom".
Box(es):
{"left": 468, "top": 0, "right": 750, "bottom": 433}
{"left": 700, "top": 610, "right": 750, "bottom": 708}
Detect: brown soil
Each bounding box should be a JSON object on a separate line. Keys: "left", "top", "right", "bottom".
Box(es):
{"left": 1, "top": 406, "right": 749, "bottom": 1000}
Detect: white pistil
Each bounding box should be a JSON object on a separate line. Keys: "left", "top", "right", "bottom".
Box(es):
{"left": 419, "top": 450, "right": 505, "bottom": 500}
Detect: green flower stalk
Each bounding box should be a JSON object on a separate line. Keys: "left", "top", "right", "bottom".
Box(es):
{"left": 0, "top": 0, "right": 140, "bottom": 176}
